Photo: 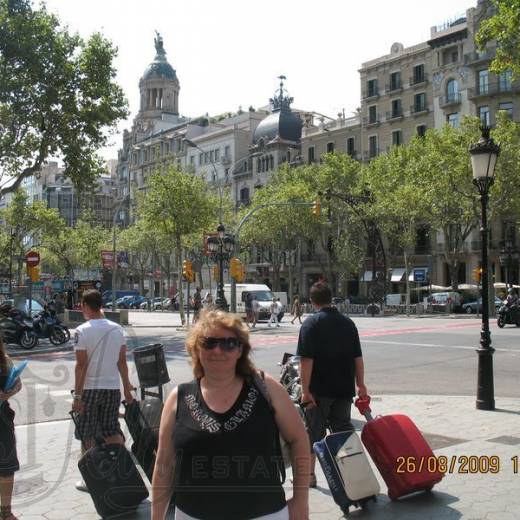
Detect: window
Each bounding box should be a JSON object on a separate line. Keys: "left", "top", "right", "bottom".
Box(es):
{"left": 308, "top": 146, "right": 315, "bottom": 164}
{"left": 414, "top": 93, "right": 426, "bottom": 112}
{"left": 499, "top": 70, "right": 512, "bottom": 92}
{"left": 368, "top": 105, "right": 377, "bottom": 123}
{"left": 390, "top": 72, "right": 401, "bottom": 91}
{"left": 369, "top": 136, "right": 378, "bottom": 158}
{"left": 447, "top": 113, "right": 459, "bottom": 128}
{"left": 367, "top": 79, "right": 378, "bottom": 97}
{"left": 478, "top": 70, "right": 489, "bottom": 95}
{"left": 391, "top": 99, "right": 402, "bottom": 118}
{"left": 190, "top": 155, "right": 195, "bottom": 165}
{"left": 210, "top": 150, "right": 214, "bottom": 162}
{"left": 443, "top": 48, "right": 458, "bottom": 64}
{"left": 215, "top": 149, "right": 220, "bottom": 161}
{"left": 199, "top": 153, "right": 203, "bottom": 166}
{"left": 478, "top": 105, "right": 490, "bottom": 126}
{"left": 413, "top": 64, "right": 425, "bottom": 84}
{"left": 347, "top": 137, "right": 355, "bottom": 156}
{"left": 240, "top": 187, "right": 250, "bottom": 204}
{"left": 417, "top": 125, "right": 427, "bottom": 137}
{"left": 327, "top": 142, "right": 335, "bottom": 153}
{"left": 224, "top": 145, "right": 231, "bottom": 158}
{"left": 392, "top": 130, "right": 402, "bottom": 146}
{"left": 204, "top": 152, "right": 209, "bottom": 164}
{"left": 446, "top": 79, "right": 459, "bottom": 103}
{"left": 498, "top": 102, "right": 513, "bottom": 119}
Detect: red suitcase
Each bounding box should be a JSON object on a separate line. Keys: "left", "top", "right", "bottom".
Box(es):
{"left": 355, "top": 397, "right": 443, "bottom": 501}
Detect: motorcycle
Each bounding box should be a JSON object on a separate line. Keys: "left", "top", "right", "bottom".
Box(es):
{"left": 497, "top": 303, "right": 520, "bottom": 328}
{"left": 279, "top": 352, "right": 302, "bottom": 403}
{"left": 0, "top": 309, "right": 39, "bottom": 349}
{"left": 33, "top": 309, "right": 70, "bottom": 345}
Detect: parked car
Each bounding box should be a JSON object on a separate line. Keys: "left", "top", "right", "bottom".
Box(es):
{"left": 462, "top": 296, "right": 503, "bottom": 314}
{"left": 139, "top": 297, "right": 165, "bottom": 310}
{"left": 128, "top": 295, "right": 146, "bottom": 309}
{"left": 101, "top": 290, "right": 139, "bottom": 305}
{"left": 431, "top": 291, "right": 463, "bottom": 311}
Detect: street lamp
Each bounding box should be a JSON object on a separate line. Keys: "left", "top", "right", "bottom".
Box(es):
{"left": 207, "top": 224, "right": 234, "bottom": 311}
{"left": 111, "top": 196, "right": 130, "bottom": 311}
{"left": 469, "top": 126, "right": 500, "bottom": 411}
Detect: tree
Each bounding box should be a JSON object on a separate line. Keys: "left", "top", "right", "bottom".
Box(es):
{"left": 140, "top": 167, "right": 217, "bottom": 324}
{"left": 0, "top": 0, "right": 128, "bottom": 192}
{"left": 476, "top": 0, "right": 520, "bottom": 77}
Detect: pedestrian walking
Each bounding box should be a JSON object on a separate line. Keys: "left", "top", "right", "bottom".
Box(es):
{"left": 151, "top": 309, "right": 310, "bottom": 520}
{"left": 192, "top": 287, "right": 202, "bottom": 322}
{"left": 251, "top": 296, "right": 260, "bottom": 328}
{"left": 0, "top": 339, "right": 21, "bottom": 520}
{"left": 297, "top": 281, "right": 367, "bottom": 488}
{"left": 72, "top": 289, "right": 135, "bottom": 491}
{"left": 268, "top": 297, "right": 280, "bottom": 327}
{"left": 276, "top": 298, "right": 284, "bottom": 324}
{"left": 290, "top": 295, "right": 303, "bottom": 324}
{"left": 202, "top": 292, "right": 214, "bottom": 310}
{"left": 244, "top": 293, "right": 253, "bottom": 327}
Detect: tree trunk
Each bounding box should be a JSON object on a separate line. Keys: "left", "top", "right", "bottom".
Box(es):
{"left": 176, "top": 236, "right": 186, "bottom": 325}
{"left": 404, "top": 250, "right": 411, "bottom": 316}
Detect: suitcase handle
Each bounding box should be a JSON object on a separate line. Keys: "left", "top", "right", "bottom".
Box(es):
{"left": 354, "top": 396, "right": 374, "bottom": 421}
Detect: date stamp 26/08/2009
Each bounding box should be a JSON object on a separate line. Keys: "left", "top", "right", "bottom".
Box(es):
{"left": 396, "top": 456, "right": 520, "bottom": 475}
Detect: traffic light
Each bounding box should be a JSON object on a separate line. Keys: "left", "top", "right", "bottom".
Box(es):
{"left": 182, "top": 260, "right": 194, "bottom": 282}
{"left": 230, "top": 257, "right": 245, "bottom": 282}
{"left": 27, "top": 265, "right": 40, "bottom": 282}
{"left": 311, "top": 199, "right": 321, "bottom": 217}
{"left": 473, "top": 266, "right": 483, "bottom": 284}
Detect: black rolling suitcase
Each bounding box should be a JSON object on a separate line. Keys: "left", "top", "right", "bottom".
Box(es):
{"left": 71, "top": 411, "right": 149, "bottom": 518}
{"left": 123, "top": 397, "right": 163, "bottom": 482}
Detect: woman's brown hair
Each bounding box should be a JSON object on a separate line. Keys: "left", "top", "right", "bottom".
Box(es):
{"left": 186, "top": 309, "right": 256, "bottom": 379}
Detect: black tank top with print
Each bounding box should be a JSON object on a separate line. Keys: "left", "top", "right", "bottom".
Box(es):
{"left": 173, "top": 378, "right": 286, "bottom": 520}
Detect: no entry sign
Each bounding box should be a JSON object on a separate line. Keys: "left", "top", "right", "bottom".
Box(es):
{"left": 26, "top": 251, "right": 40, "bottom": 267}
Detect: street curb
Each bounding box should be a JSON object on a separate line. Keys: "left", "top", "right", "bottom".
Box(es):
{"left": 8, "top": 343, "right": 73, "bottom": 358}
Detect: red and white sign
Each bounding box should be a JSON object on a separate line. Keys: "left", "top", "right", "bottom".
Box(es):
{"left": 26, "top": 251, "right": 40, "bottom": 267}
{"left": 101, "top": 250, "right": 114, "bottom": 269}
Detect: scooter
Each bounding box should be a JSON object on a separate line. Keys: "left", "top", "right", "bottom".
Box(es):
{"left": 33, "top": 309, "right": 69, "bottom": 345}
{"left": 497, "top": 303, "right": 520, "bottom": 328}
{"left": 278, "top": 353, "right": 302, "bottom": 402}
{"left": 0, "top": 309, "right": 39, "bottom": 349}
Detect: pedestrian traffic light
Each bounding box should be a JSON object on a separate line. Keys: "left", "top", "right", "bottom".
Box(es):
{"left": 311, "top": 199, "right": 321, "bottom": 217}
{"left": 182, "top": 260, "right": 194, "bottom": 282}
{"left": 27, "top": 265, "right": 40, "bottom": 282}
{"left": 230, "top": 257, "right": 245, "bottom": 282}
{"left": 473, "top": 267, "right": 483, "bottom": 283}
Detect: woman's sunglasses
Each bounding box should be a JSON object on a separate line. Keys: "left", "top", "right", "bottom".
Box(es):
{"left": 201, "top": 337, "right": 241, "bottom": 352}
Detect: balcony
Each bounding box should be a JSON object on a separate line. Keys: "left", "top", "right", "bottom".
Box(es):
{"left": 410, "top": 104, "right": 430, "bottom": 116}
{"left": 362, "top": 89, "right": 379, "bottom": 100}
{"left": 468, "top": 81, "right": 520, "bottom": 99}
{"left": 439, "top": 92, "right": 462, "bottom": 108}
{"left": 363, "top": 116, "right": 380, "bottom": 127}
{"left": 409, "top": 73, "right": 429, "bottom": 87}
{"left": 386, "top": 109, "right": 403, "bottom": 122}
{"left": 464, "top": 50, "right": 494, "bottom": 65}
{"left": 385, "top": 83, "right": 403, "bottom": 94}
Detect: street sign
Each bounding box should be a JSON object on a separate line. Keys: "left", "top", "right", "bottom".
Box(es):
{"left": 413, "top": 269, "right": 426, "bottom": 283}
{"left": 26, "top": 251, "right": 40, "bottom": 267}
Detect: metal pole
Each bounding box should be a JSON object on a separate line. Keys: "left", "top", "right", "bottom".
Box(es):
{"left": 111, "top": 197, "right": 128, "bottom": 311}
{"left": 475, "top": 179, "right": 495, "bottom": 411}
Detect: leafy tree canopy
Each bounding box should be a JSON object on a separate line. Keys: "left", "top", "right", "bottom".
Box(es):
{"left": 0, "top": 0, "right": 128, "bottom": 192}
{"left": 476, "top": 0, "right": 520, "bottom": 77}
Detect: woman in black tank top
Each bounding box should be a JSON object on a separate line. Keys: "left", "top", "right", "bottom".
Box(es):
{"left": 151, "top": 309, "right": 310, "bottom": 520}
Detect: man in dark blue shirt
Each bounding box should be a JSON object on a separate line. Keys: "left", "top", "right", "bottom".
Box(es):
{"left": 297, "top": 281, "right": 367, "bottom": 487}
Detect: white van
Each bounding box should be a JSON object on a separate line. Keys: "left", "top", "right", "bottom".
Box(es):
{"left": 221, "top": 284, "right": 275, "bottom": 320}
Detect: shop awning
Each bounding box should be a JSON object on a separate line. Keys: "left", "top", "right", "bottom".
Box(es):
{"left": 391, "top": 268, "right": 406, "bottom": 282}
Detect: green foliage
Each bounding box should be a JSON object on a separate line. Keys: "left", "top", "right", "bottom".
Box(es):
{"left": 0, "top": 0, "right": 128, "bottom": 191}
{"left": 476, "top": 0, "right": 520, "bottom": 77}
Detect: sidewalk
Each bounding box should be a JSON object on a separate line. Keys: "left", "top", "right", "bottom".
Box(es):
{"left": 13, "top": 394, "right": 520, "bottom": 519}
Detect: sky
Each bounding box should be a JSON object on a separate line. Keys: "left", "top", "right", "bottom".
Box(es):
{"left": 43, "top": 0, "right": 476, "bottom": 160}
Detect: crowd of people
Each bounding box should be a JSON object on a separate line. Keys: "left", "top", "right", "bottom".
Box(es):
{"left": 0, "top": 281, "right": 366, "bottom": 520}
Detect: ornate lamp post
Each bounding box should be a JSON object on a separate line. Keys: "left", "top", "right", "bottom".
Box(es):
{"left": 207, "top": 224, "right": 234, "bottom": 311}
{"left": 469, "top": 127, "right": 500, "bottom": 411}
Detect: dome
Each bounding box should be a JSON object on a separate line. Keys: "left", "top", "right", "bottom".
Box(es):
{"left": 142, "top": 60, "right": 176, "bottom": 81}
{"left": 253, "top": 110, "right": 302, "bottom": 144}
{"left": 141, "top": 32, "right": 177, "bottom": 82}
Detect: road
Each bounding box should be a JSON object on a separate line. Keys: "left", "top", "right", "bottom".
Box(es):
{"left": 6, "top": 312, "right": 520, "bottom": 425}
